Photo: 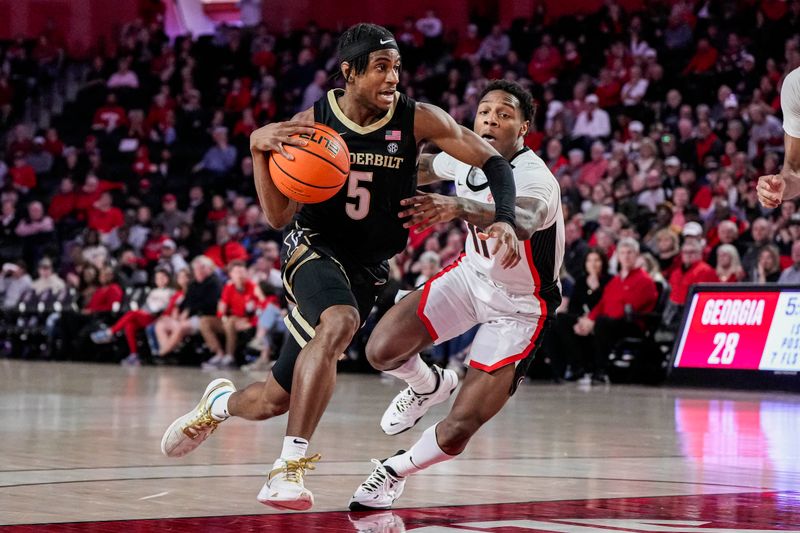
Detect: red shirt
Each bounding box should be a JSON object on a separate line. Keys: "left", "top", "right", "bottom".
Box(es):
{"left": 164, "top": 290, "right": 184, "bottom": 315}
{"left": 219, "top": 280, "right": 262, "bottom": 323}
{"left": 205, "top": 241, "right": 249, "bottom": 268}
{"left": 143, "top": 234, "right": 169, "bottom": 263}
{"left": 88, "top": 207, "right": 124, "bottom": 233}
{"left": 669, "top": 261, "right": 719, "bottom": 305}
{"left": 49, "top": 192, "right": 77, "bottom": 221}
{"left": 589, "top": 267, "right": 658, "bottom": 322}
{"left": 11, "top": 165, "right": 36, "bottom": 189}
{"left": 85, "top": 284, "right": 124, "bottom": 312}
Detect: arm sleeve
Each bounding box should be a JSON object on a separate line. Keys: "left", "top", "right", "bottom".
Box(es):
{"left": 782, "top": 67, "right": 800, "bottom": 138}
{"left": 430, "top": 152, "right": 458, "bottom": 181}
{"left": 482, "top": 155, "right": 517, "bottom": 227}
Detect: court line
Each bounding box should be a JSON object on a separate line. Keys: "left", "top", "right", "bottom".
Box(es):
{"left": 0, "top": 455, "right": 696, "bottom": 473}
{"left": 0, "top": 474, "right": 777, "bottom": 491}
{"left": 4, "top": 490, "right": 784, "bottom": 528}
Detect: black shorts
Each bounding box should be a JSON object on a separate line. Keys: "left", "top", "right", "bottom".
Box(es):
{"left": 272, "top": 224, "right": 388, "bottom": 392}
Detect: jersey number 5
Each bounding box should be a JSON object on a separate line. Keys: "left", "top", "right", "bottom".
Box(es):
{"left": 346, "top": 171, "right": 372, "bottom": 220}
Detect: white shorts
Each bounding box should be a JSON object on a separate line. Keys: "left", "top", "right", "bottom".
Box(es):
{"left": 416, "top": 255, "right": 548, "bottom": 372}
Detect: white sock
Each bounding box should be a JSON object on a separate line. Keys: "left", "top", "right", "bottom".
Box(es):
{"left": 385, "top": 354, "right": 437, "bottom": 394}
{"left": 383, "top": 423, "right": 455, "bottom": 478}
{"left": 281, "top": 436, "right": 309, "bottom": 460}
{"left": 210, "top": 391, "right": 232, "bottom": 420}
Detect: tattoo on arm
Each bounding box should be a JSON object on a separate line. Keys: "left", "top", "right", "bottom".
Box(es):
{"left": 456, "top": 197, "right": 547, "bottom": 240}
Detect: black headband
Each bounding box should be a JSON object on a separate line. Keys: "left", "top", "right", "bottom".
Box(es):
{"left": 339, "top": 36, "right": 399, "bottom": 63}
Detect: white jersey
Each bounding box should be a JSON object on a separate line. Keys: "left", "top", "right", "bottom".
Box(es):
{"left": 782, "top": 66, "right": 800, "bottom": 139}
{"left": 432, "top": 148, "right": 564, "bottom": 299}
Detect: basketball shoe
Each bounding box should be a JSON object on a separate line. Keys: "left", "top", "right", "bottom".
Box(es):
{"left": 257, "top": 454, "right": 321, "bottom": 510}
{"left": 160, "top": 378, "right": 235, "bottom": 457}
{"left": 380, "top": 364, "right": 458, "bottom": 435}
{"left": 349, "top": 453, "right": 407, "bottom": 510}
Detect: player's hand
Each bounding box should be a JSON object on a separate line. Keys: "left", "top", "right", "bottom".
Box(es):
{"left": 399, "top": 191, "right": 460, "bottom": 231}
{"left": 757, "top": 174, "right": 786, "bottom": 209}
{"left": 250, "top": 121, "right": 317, "bottom": 160}
{"left": 478, "top": 221, "right": 520, "bottom": 269}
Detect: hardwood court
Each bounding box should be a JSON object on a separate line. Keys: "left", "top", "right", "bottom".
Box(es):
{"left": 2, "top": 360, "right": 800, "bottom": 532}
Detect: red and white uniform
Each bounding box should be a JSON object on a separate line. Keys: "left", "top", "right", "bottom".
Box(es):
{"left": 418, "top": 148, "right": 564, "bottom": 371}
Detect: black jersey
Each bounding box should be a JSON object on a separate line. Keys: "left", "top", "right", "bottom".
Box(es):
{"left": 294, "top": 89, "right": 417, "bottom": 265}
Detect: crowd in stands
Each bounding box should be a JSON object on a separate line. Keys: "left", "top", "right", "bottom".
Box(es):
{"left": 0, "top": 0, "right": 799, "bottom": 382}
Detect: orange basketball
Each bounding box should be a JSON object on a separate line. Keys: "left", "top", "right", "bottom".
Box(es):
{"left": 268, "top": 123, "right": 350, "bottom": 204}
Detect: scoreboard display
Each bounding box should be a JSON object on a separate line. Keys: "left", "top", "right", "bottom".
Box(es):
{"left": 670, "top": 284, "right": 800, "bottom": 390}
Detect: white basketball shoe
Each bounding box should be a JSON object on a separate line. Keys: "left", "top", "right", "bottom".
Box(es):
{"left": 160, "top": 378, "right": 235, "bottom": 457}
{"left": 349, "top": 454, "right": 407, "bottom": 511}
{"left": 257, "top": 454, "right": 321, "bottom": 510}
{"left": 380, "top": 364, "right": 458, "bottom": 435}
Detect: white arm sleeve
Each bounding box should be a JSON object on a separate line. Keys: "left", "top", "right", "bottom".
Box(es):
{"left": 782, "top": 67, "right": 800, "bottom": 138}
{"left": 431, "top": 152, "right": 458, "bottom": 182}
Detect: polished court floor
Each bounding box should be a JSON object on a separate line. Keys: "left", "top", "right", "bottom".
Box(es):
{"left": 2, "top": 359, "right": 800, "bottom": 532}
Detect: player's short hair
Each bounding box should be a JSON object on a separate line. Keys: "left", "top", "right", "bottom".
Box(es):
{"left": 337, "top": 23, "right": 398, "bottom": 78}
{"left": 479, "top": 79, "right": 536, "bottom": 123}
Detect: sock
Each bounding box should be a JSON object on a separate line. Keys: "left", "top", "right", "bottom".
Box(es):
{"left": 385, "top": 354, "right": 437, "bottom": 394}
{"left": 383, "top": 423, "right": 455, "bottom": 478}
{"left": 281, "top": 436, "right": 309, "bottom": 460}
{"left": 210, "top": 391, "right": 233, "bottom": 420}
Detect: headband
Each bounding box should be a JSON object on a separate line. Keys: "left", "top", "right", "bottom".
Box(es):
{"left": 339, "top": 36, "right": 399, "bottom": 63}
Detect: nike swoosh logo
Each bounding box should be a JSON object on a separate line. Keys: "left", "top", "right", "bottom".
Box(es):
{"left": 389, "top": 422, "right": 400, "bottom": 426}
{"left": 293, "top": 438, "right": 307, "bottom": 444}
{"left": 380, "top": 38, "right": 395, "bottom": 45}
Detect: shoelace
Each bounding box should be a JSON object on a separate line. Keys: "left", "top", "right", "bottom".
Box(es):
{"left": 272, "top": 454, "right": 322, "bottom": 484}
{"left": 182, "top": 411, "right": 219, "bottom": 439}
{"left": 361, "top": 459, "right": 393, "bottom": 493}
{"left": 394, "top": 388, "right": 420, "bottom": 413}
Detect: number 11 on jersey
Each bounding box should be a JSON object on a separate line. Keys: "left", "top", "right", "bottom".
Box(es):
{"left": 467, "top": 223, "right": 491, "bottom": 258}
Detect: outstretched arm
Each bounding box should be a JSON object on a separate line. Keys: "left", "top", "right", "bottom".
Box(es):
{"left": 399, "top": 194, "right": 546, "bottom": 242}
{"left": 413, "top": 102, "right": 519, "bottom": 267}
{"left": 250, "top": 108, "right": 316, "bottom": 228}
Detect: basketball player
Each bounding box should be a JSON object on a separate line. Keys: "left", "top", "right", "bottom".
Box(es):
{"left": 160, "top": 23, "right": 521, "bottom": 511}
{"left": 349, "top": 79, "right": 564, "bottom": 510}
{"left": 758, "top": 66, "right": 800, "bottom": 208}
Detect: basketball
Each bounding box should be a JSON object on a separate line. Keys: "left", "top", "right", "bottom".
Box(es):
{"left": 268, "top": 123, "right": 350, "bottom": 204}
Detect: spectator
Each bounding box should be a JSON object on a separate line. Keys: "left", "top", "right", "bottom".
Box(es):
{"left": 156, "top": 255, "right": 221, "bottom": 356}
{"left": 652, "top": 228, "right": 681, "bottom": 280}
{"left": 151, "top": 268, "right": 191, "bottom": 358}
{"left": 27, "top": 136, "right": 53, "bottom": 176}
{"left": 415, "top": 10, "right": 442, "bottom": 40}
{"left": 154, "top": 194, "right": 190, "bottom": 237}
{"left": 620, "top": 65, "right": 649, "bottom": 107}
{"left": 91, "top": 267, "right": 175, "bottom": 366}
{"left": 573, "top": 238, "right": 658, "bottom": 384}
{"left": 205, "top": 224, "right": 249, "bottom": 268}
{"left": 1, "top": 261, "right": 32, "bottom": 309}
{"left": 741, "top": 217, "right": 774, "bottom": 274}
{"left": 476, "top": 25, "right": 510, "bottom": 62}
{"left": 31, "top": 257, "right": 66, "bottom": 295}
{"left": 9, "top": 152, "right": 36, "bottom": 194}
{"left": 107, "top": 57, "right": 139, "bottom": 89}
{"left": 159, "top": 239, "right": 189, "bottom": 275}
{"left": 88, "top": 192, "right": 124, "bottom": 241}
{"left": 752, "top": 244, "right": 782, "bottom": 283}
{"left": 572, "top": 94, "right": 611, "bottom": 140}
{"left": 49, "top": 177, "right": 78, "bottom": 223}
{"left": 668, "top": 240, "right": 718, "bottom": 308}
{"left": 778, "top": 241, "right": 800, "bottom": 285}
{"left": 551, "top": 248, "right": 611, "bottom": 381}
{"left": 199, "top": 260, "right": 262, "bottom": 369}
{"left": 193, "top": 127, "right": 237, "bottom": 175}
{"left": 716, "top": 244, "right": 746, "bottom": 282}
